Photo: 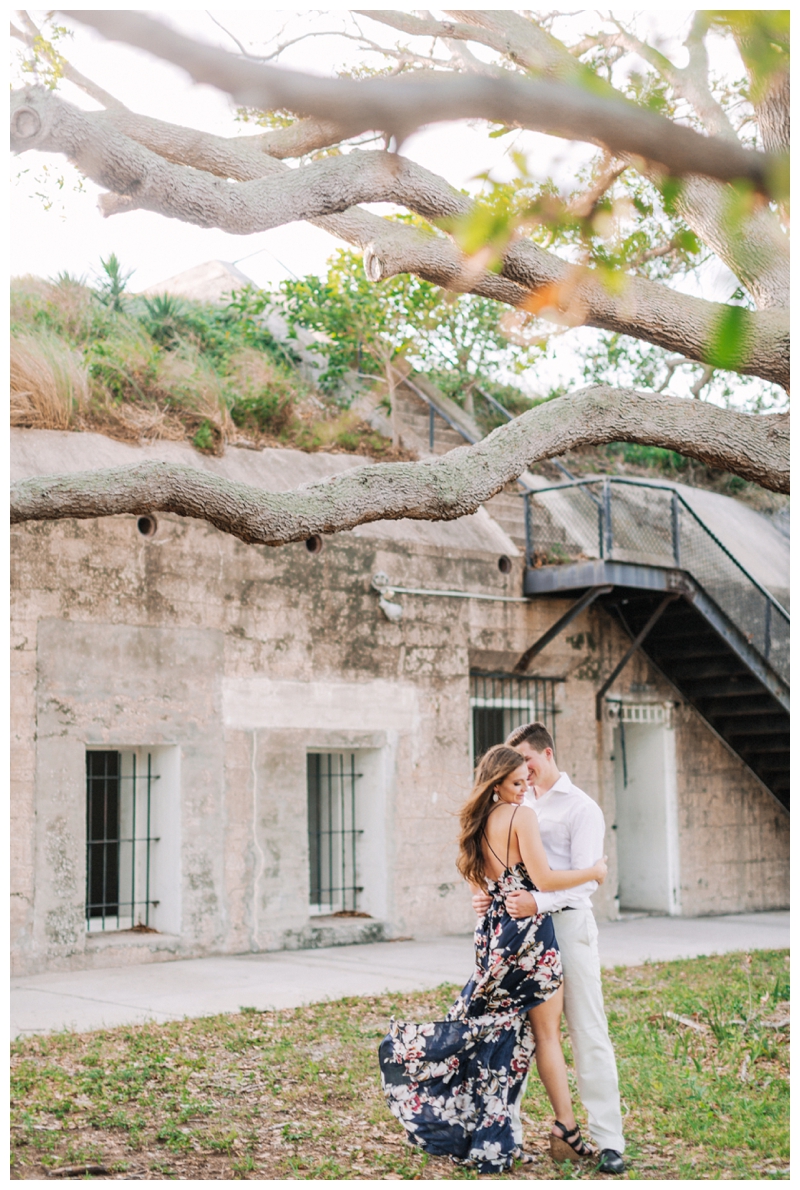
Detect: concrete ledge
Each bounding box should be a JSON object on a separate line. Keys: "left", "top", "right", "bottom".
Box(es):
{"left": 282, "top": 917, "right": 386, "bottom": 950}
{"left": 84, "top": 931, "right": 183, "bottom": 967}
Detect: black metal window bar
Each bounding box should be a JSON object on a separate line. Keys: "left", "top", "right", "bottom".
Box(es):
{"left": 307, "top": 753, "right": 363, "bottom": 914}
{"left": 85, "top": 750, "right": 159, "bottom": 932}
{"left": 520, "top": 477, "right": 789, "bottom": 682}
{"left": 470, "top": 673, "right": 559, "bottom": 767}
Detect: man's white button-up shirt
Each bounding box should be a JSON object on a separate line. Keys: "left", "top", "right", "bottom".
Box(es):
{"left": 523, "top": 771, "right": 606, "bottom": 913}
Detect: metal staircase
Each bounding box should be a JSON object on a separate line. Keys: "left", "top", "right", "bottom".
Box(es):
{"left": 521, "top": 479, "right": 789, "bottom": 809}
{"left": 610, "top": 594, "right": 788, "bottom": 805}
{"left": 392, "top": 374, "right": 790, "bottom": 809}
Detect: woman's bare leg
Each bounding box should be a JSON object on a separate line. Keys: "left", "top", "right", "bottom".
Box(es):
{"left": 528, "top": 988, "right": 576, "bottom": 1132}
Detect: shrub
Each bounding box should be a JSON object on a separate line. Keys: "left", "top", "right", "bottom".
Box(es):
{"left": 85, "top": 328, "right": 160, "bottom": 404}
{"left": 140, "top": 294, "right": 186, "bottom": 349}
{"left": 226, "top": 348, "right": 302, "bottom": 437}
{"left": 95, "top": 253, "right": 134, "bottom": 313}
{"left": 11, "top": 275, "right": 106, "bottom": 345}
{"left": 192, "top": 420, "right": 218, "bottom": 453}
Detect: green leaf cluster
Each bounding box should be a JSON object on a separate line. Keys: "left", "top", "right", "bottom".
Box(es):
{"left": 274, "top": 247, "right": 544, "bottom": 411}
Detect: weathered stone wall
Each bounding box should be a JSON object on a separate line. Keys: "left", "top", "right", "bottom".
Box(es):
{"left": 673, "top": 707, "right": 789, "bottom": 915}
{"left": 10, "top": 431, "right": 789, "bottom": 975}
{"left": 11, "top": 496, "right": 540, "bottom": 973}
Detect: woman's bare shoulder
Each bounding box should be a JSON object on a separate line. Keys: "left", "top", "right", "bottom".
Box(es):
{"left": 513, "top": 804, "right": 539, "bottom": 827}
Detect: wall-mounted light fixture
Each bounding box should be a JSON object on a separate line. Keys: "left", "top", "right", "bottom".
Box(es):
{"left": 371, "top": 572, "right": 403, "bottom": 622}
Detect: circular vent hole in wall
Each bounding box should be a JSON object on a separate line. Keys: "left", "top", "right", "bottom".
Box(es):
{"left": 137, "top": 515, "right": 158, "bottom": 538}
{"left": 498, "top": 555, "right": 512, "bottom": 574}
{"left": 306, "top": 534, "right": 324, "bottom": 554}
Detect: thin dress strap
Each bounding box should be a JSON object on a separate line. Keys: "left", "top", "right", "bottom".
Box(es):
{"left": 506, "top": 804, "right": 520, "bottom": 870}
{"left": 481, "top": 806, "right": 506, "bottom": 869}
{"left": 482, "top": 828, "right": 506, "bottom": 868}
{"left": 482, "top": 804, "right": 520, "bottom": 873}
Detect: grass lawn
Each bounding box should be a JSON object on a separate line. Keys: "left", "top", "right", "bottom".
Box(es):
{"left": 11, "top": 949, "right": 788, "bottom": 1181}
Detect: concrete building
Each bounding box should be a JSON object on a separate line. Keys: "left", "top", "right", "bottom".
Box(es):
{"left": 11, "top": 262, "right": 789, "bottom": 977}
{"left": 11, "top": 412, "right": 789, "bottom": 978}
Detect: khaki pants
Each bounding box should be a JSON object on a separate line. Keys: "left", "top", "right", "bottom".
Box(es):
{"left": 512, "top": 908, "right": 625, "bottom": 1154}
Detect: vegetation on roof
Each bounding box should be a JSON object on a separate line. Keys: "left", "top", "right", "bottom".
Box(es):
{"left": 8, "top": 254, "right": 790, "bottom": 514}
{"left": 10, "top": 258, "right": 409, "bottom": 460}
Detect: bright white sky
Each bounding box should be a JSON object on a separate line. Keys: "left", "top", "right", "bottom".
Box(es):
{"left": 11, "top": 9, "right": 767, "bottom": 404}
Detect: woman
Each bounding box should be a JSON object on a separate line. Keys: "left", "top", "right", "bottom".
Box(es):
{"left": 379, "top": 744, "right": 606, "bottom": 1173}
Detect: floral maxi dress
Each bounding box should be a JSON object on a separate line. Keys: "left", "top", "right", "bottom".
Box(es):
{"left": 379, "top": 810, "right": 563, "bottom": 1173}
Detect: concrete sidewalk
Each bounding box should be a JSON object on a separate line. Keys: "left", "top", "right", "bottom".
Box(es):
{"left": 11, "top": 911, "right": 788, "bottom": 1038}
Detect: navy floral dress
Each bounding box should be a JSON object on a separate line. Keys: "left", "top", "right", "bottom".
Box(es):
{"left": 379, "top": 808, "right": 563, "bottom": 1173}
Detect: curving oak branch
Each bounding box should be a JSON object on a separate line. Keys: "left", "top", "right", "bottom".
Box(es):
{"left": 365, "top": 8, "right": 790, "bottom": 313}
{"left": 63, "top": 10, "right": 787, "bottom": 199}
{"left": 11, "top": 389, "right": 790, "bottom": 547}
{"left": 10, "top": 86, "right": 788, "bottom": 389}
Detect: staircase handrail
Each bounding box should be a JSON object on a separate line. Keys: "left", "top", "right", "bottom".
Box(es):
{"left": 524, "top": 476, "right": 789, "bottom": 622}
{"left": 392, "top": 374, "right": 786, "bottom": 625}
{"left": 400, "top": 375, "right": 579, "bottom": 490}
{"left": 473, "top": 385, "right": 513, "bottom": 422}
{"left": 393, "top": 371, "right": 479, "bottom": 444}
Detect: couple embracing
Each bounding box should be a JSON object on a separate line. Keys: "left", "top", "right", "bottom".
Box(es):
{"left": 379, "top": 723, "right": 625, "bottom": 1175}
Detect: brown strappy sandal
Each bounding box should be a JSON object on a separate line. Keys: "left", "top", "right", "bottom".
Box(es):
{"left": 550, "top": 1119, "right": 596, "bottom": 1163}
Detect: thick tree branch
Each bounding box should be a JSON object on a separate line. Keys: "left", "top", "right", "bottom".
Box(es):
{"left": 639, "top": 167, "right": 789, "bottom": 312}
{"left": 499, "top": 242, "right": 787, "bottom": 388}
{"left": 250, "top": 118, "right": 354, "bottom": 160}
{"left": 443, "top": 9, "right": 587, "bottom": 80}
{"left": 94, "top": 105, "right": 340, "bottom": 177}
{"left": 10, "top": 87, "right": 469, "bottom": 226}
{"left": 61, "top": 11, "right": 787, "bottom": 199}
{"left": 11, "top": 86, "right": 787, "bottom": 387}
{"left": 599, "top": 16, "right": 737, "bottom": 141}
{"left": 355, "top": 10, "right": 531, "bottom": 78}
{"left": 10, "top": 389, "right": 790, "bottom": 547}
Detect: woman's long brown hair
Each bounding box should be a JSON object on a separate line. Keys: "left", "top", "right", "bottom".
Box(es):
{"left": 456, "top": 745, "right": 526, "bottom": 889}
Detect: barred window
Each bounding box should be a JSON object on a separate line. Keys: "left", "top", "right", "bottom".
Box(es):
{"left": 469, "top": 672, "right": 559, "bottom": 766}
{"left": 307, "top": 752, "right": 364, "bottom": 915}
{"left": 85, "top": 750, "right": 159, "bottom": 932}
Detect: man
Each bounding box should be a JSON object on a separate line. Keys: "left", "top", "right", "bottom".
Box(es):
{"left": 472, "top": 721, "right": 625, "bottom": 1174}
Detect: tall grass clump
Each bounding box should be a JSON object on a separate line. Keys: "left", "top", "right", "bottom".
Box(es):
{"left": 226, "top": 347, "right": 302, "bottom": 438}
{"left": 11, "top": 274, "right": 108, "bottom": 344}
{"left": 10, "top": 332, "right": 89, "bottom": 430}
{"left": 10, "top": 272, "right": 329, "bottom": 454}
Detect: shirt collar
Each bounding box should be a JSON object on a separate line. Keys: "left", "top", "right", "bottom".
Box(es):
{"left": 532, "top": 771, "right": 571, "bottom": 805}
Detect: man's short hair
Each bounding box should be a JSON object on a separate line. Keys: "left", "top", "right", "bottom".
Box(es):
{"left": 506, "top": 721, "right": 555, "bottom": 755}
